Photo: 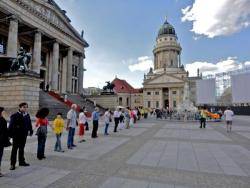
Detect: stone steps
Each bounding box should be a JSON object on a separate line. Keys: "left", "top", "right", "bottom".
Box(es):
{"left": 39, "top": 91, "right": 70, "bottom": 120}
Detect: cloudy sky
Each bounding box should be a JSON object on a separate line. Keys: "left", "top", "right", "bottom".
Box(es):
{"left": 55, "top": 0, "right": 250, "bottom": 88}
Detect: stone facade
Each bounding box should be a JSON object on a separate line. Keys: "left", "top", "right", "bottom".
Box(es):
{"left": 87, "top": 93, "right": 143, "bottom": 110}
{"left": 143, "top": 18, "right": 200, "bottom": 109}
{"left": 0, "top": 0, "right": 88, "bottom": 94}
{"left": 0, "top": 72, "right": 41, "bottom": 116}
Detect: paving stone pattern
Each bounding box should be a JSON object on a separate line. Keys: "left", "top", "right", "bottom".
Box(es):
{"left": 1, "top": 116, "right": 250, "bottom": 187}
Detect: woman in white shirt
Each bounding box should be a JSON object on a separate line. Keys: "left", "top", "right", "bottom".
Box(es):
{"left": 104, "top": 108, "right": 111, "bottom": 135}
{"left": 78, "top": 109, "right": 87, "bottom": 142}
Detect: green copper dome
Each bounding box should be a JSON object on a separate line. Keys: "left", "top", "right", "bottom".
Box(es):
{"left": 158, "top": 19, "right": 176, "bottom": 37}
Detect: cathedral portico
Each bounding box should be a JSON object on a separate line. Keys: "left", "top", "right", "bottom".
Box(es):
{"left": 143, "top": 18, "right": 188, "bottom": 109}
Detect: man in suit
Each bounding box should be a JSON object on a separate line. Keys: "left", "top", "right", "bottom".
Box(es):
{"left": 8, "top": 102, "right": 33, "bottom": 170}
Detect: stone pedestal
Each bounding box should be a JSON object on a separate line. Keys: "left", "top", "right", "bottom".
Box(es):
{"left": 0, "top": 72, "right": 41, "bottom": 117}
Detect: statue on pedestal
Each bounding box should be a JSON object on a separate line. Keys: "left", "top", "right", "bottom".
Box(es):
{"left": 102, "top": 81, "right": 115, "bottom": 95}
{"left": 0, "top": 47, "right": 32, "bottom": 74}
{"left": 10, "top": 47, "right": 32, "bottom": 73}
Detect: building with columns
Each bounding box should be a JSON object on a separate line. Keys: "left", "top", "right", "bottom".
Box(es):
{"left": 143, "top": 18, "right": 199, "bottom": 109}
{"left": 0, "top": 0, "right": 88, "bottom": 94}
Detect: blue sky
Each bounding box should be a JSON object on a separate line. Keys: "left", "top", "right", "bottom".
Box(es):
{"left": 56, "top": 0, "right": 250, "bottom": 88}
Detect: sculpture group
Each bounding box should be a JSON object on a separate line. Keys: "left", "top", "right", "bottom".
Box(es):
{"left": 102, "top": 81, "right": 115, "bottom": 94}
{"left": 0, "top": 47, "right": 32, "bottom": 74}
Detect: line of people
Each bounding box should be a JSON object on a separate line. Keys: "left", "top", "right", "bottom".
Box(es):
{"left": 0, "top": 103, "right": 148, "bottom": 177}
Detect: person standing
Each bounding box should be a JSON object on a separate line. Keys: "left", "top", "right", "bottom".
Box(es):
{"left": 53, "top": 113, "right": 65, "bottom": 152}
{"left": 67, "top": 104, "right": 78, "bottom": 149}
{"left": 224, "top": 107, "right": 234, "bottom": 132}
{"left": 199, "top": 107, "right": 207, "bottom": 128}
{"left": 92, "top": 107, "right": 100, "bottom": 138}
{"left": 8, "top": 102, "right": 33, "bottom": 170}
{"left": 113, "top": 108, "right": 121, "bottom": 132}
{"left": 104, "top": 108, "right": 111, "bottom": 135}
{"left": 78, "top": 109, "right": 87, "bottom": 142}
{"left": 35, "top": 108, "right": 50, "bottom": 160}
{"left": 0, "top": 107, "right": 11, "bottom": 177}
{"left": 124, "top": 107, "right": 131, "bottom": 129}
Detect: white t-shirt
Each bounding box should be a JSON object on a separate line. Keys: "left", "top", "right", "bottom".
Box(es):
{"left": 224, "top": 110, "right": 234, "bottom": 121}
{"left": 104, "top": 111, "right": 111, "bottom": 123}
{"left": 114, "top": 110, "right": 120, "bottom": 118}
{"left": 79, "top": 112, "right": 87, "bottom": 124}
{"left": 67, "top": 109, "right": 77, "bottom": 128}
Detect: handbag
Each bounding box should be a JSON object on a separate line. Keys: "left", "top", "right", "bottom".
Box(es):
{"left": 4, "top": 138, "right": 12, "bottom": 147}
{"left": 85, "top": 121, "right": 89, "bottom": 131}
{"left": 36, "top": 126, "right": 47, "bottom": 136}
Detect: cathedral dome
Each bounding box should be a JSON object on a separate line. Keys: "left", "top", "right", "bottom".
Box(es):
{"left": 158, "top": 19, "right": 176, "bottom": 37}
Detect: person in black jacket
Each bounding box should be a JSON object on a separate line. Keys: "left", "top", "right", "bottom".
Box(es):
{"left": 0, "top": 107, "right": 10, "bottom": 177}
{"left": 8, "top": 102, "right": 33, "bottom": 170}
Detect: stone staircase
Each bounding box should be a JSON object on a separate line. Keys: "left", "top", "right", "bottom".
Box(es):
{"left": 39, "top": 91, "right": 70, "bottom": 120}
{"left": 67, "top": 94, "right": 105, "bottom": 114}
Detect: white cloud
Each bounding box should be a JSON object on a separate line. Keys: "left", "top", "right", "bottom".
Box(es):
{"left": 181, "top": 0, "right": 250, "bottom": 38}
{"left": 128, "top": 56, "right": 153, "bottom": 72}
{"left": 245, "top": 61, "right": 250, "bottom": 66}
{"left": 185, "top": 57, "right": 248, "bottom": 76}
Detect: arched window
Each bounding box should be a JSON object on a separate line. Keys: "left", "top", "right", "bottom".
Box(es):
{"left": 119, "top": 97, "right": 122, "bottom": 105}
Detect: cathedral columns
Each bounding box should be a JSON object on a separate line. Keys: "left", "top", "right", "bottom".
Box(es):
{"left": 32, "top": 31, "right": 42, "bottom": 74}
{"left": 51, "top": 41, "right": 59, "bottom": 91}
{"left": 78, "top": 55, "right": 84, "bottom": 94}
{"left": 7, "top": 17, "right": 18, "bottom": 58}
{"left": 66, "top": 47, "right": 73, "bottom": 93}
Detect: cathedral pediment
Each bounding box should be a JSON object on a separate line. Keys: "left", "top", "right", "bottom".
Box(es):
{"left": 144, "top": 73, "right": 184, "bottom": 85}
{"left": 20, "top": 0, "right": 88, "bottom": 46}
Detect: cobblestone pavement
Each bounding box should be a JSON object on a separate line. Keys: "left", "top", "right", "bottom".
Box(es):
{"left": 1, "top": 116, "right": 250, "bottom": 188}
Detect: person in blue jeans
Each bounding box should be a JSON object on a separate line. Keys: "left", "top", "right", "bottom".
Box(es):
{"left": 66, "top": 104, "right": 77, "bottom": 149}
{"left": 91, "top": 107, "right": 100, "bottom": 138}
{"left": 104, "top": 108, "right": 111, "bottom": 135}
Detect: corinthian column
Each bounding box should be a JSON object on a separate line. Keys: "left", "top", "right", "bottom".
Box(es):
{"left": 78, "top": 56, "right": 84, "bottom": 94}
{"left": 66, "top": 47, "right": 73, "bottom": 93}
{"left": 51, "top": 41, "right": 59, "bottom": 91}
{"left": 32, "top": 31, "right": 42, "bottom": 73}
{"left": 7, "top": 17, "right": 18, "bottom": 58}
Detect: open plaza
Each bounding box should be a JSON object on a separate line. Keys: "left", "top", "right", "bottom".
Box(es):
{"left": 0, "top": 0, "right": 250, "bottom": 188}
{"left": 0, "top": 116, "right": 250, "bottom": 188}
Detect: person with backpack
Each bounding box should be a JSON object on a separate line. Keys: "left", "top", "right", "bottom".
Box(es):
{"left": 35, "top": 108, "right": 50, "bottom": 160}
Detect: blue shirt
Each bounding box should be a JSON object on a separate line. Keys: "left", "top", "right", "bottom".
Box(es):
{"left": 92, "top": 111, "right": 99, "bottom": 121}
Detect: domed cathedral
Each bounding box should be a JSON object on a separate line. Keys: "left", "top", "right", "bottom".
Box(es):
{"left": 143, "top": 17, "right": 198, "bottom": 109}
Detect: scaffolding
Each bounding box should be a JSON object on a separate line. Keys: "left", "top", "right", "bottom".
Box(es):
{"left": 203, "top": 65, "right": 250, "bottom": 105}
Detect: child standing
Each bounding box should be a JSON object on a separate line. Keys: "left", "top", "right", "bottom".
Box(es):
{"left": 53, "top": 113, "right": 65, "bottom": 152}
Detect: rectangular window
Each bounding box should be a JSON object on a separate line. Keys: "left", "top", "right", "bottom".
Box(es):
{"left": 172, "top": 91, "right": 177, "bottom": 94}
{"left": 147, "top": 101, "right": 151, "bottom": 108}
{"left": 173, "top": 101, "right": 177, "bottom": 107}
{"left": 0, "top": 34, "right": 7, "bottom": 54}
{"left": 156, "top": 101, "right": 159, "bottom": 108}
{"left": 147, "top": 92, "right": 151, "bottom": 95}
{"left": 72, "top": 65, "right": 74, "bottom": 77}
{"left": 155, "top": 91, "right": 159, "bottom": 95}
{"left": 75, "top": 66, "right": 78, "bottom": 77}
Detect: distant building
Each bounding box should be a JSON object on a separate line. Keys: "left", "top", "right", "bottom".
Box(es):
{"left": 83, "top": 87, "right": 102, "bottom": 96}
{"left": 112, "top": 77, "right": 143, "bottom": 108}
{"left": 86, "top": 77, "right": 143, "bottom": 110}
{"left": 143, "top": 18, "right": 200, "bottom": 109}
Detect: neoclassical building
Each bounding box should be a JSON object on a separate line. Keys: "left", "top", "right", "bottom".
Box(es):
{"left": 143, "top": 18, "right": 198, "bottom": 109}
{"left": 0, "top": 0, "right": 88, "bottom": 94}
